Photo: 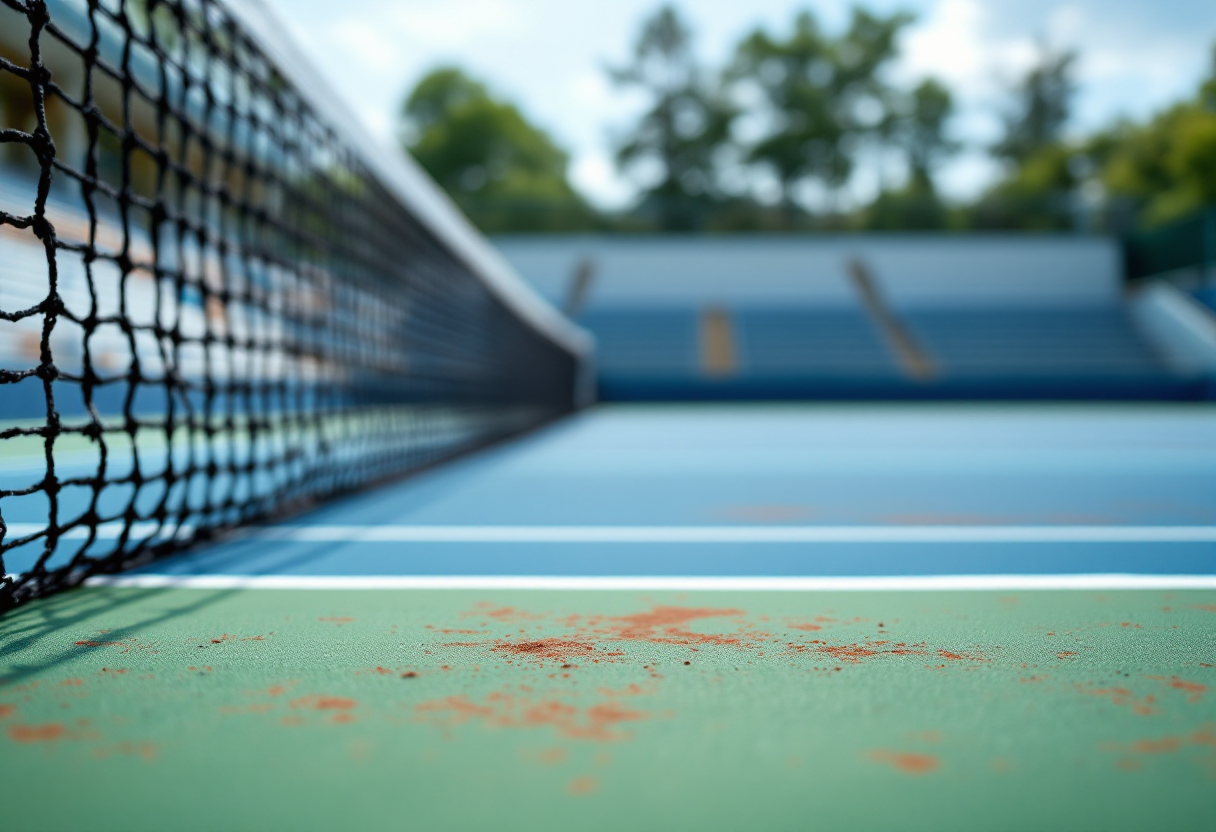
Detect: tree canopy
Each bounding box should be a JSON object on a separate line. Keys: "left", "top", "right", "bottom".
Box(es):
{"left": 401, "top": 67, "right": 595, "bottom": 232}
{"left": 1098, "top": 46, "right": 1216, "bottom": 226}
{"left": 607, "top": 5, "right": 737, "bottom": 230}
{"left": 392, "top": 9, "right": 1216, "bottom": 235}
{"left": 731, "top": 8, "right": 912, "bottom": 211}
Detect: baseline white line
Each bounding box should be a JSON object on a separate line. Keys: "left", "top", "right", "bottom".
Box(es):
{"left": 83, "top": 574, "right": 1216, "bottom": 591}
{"left": 226, "top": 524, "right": 1216, "bottom": 543}
{"left": 11, "top": 523, "right": 1216, "bottom": 543}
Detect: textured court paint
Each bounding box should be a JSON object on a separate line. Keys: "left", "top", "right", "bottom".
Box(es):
{"left": 2, "top": 587, "right": 1214, "bottom": 832}
{"left": 5, "top": 405, "right": 1215, "bottom": 575}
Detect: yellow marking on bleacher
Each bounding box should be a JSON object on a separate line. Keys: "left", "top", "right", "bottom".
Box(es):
{"left": 700, "top": 307, "right": 737, "bottom": 376}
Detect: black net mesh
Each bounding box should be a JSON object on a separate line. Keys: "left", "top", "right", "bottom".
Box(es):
{"left": 0, "top": 0, "right": 584, "bottom": 611}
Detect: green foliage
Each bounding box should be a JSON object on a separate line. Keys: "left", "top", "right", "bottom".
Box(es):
{"left": 992, "top": 43, "right": 1076, "bottom": 165}
{"left": 973, "top": 42, "right": 1216, "bottom": 232}
{"left": 401, "top": 68, "right": 596, "bottom": 232}
{"left": 731, "top": 8, "right": 913, "bottom": 210}
{"left": 608, "top": 5, "right": 737, "bottom": 231}
{"left": 391, "top": 9, "right": 1215, "bottom": 237}
{"left": 902, "top": 79, "right": 956, "bottom": 188}
{"left": 967, "top": 45, "right": 1086, "bottom": 231}
{"left": 862, "top": 180, "right": 947, "bottom": 230}
{"left": 1100, "top": 49, "right": 1216, "bottom": 227}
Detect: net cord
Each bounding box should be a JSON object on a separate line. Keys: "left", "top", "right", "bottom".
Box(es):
{"left": 224, "top": 0, "right": 595, "bottom": 394}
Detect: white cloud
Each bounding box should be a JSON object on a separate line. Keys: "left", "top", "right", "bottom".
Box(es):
{"left": 331, "top": 19, "right": 400, "bottom": 74}
{"left": 571, "top": 152, "right": 634, "bottom": 209}
{"left": 898, "top": 0, "right": 990, "bottom": 97}
{"left": 382, "top": 0, "right": 525, "bottom": 50}
{"left": 1046, "top": 3, "right": 1086, "bottom": 44}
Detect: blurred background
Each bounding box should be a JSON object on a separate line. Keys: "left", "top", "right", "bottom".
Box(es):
{"left": 276, "top": 0, "right": 1216, "bottom": 402}
{"left": 267, "top": 0, "right": 1216, "bottom": 237}
{"left": 3, "top": 0, "right": 1216, "bottom": 404}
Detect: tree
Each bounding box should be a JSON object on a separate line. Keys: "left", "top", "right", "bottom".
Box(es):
{"left": 607, "top": 6, "right": 736, "bottom": 231}
{"left": 992, "top": 43, "right": 1076, "bottom": 165}
{"left": 965, "top": 43, "right": 1080, "bottom": 230}
{"left": 1099, "top": 44, "right": 1216, "bottom": 227}
{"left": 863, "top": 78, "right": 957, "bottom": 230}
{"left": 903, "top": 79, "right": 956, "bottom": 190}
{"left": 400, "top": 68, "right": 594, "bottom": 232}
{"left": 732, "top": 8, "right": 912, "bottom": 219}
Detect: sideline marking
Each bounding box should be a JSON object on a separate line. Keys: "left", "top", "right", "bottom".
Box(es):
{"left": 84, "top": 574, "right": 1216, "bottom": 591}
{"left": 220, "top": 524, "right": 1216, "bottom": 544}
{"left": 8, "top": 524, "right": 1216, "bottom": 543}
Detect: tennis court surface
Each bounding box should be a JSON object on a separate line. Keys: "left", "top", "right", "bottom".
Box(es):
{"left": 4, "top": 404, "right": 1216, "bottom": 831}
{"left": 2, "top": 0, "right": 1215, "bottom": 830}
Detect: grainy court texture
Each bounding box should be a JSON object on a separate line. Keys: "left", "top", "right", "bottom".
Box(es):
{"left": 2, "top": 586, "right": 1214, "bottom": 832}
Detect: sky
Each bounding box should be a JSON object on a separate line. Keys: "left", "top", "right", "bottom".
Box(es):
{"left": 264, "top": 0, "right": 1216, "bottom": 209}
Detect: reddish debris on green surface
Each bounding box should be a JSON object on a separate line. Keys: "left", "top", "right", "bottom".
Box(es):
{"left": 290, "top": 695, "right": 358, "bottom": 711}
{"left": 866, "top": 749, "right": 941, "bottom": 775}
{"left": 1145, "top": 676, "right": 1207, "bottom": 703}
{"left": 1101, "top": 724, "right": 1216, "bottom": 773}
{"left": 494, "top": 639, "right": 598, "bottom": 661}
{"left": 605, "top": 606, "right": 746, "bottom": 643}
{"left": 566, "top": 775, "right": 598, "bottom": 795}
{"left": 415, "top": 691, "right": 648, "bottom": 742}
{"left": 8, "top": 723, "right": 66, "bottom": 743}
{"left": 1077, "top": 685, "right": 1158, "bottom": 716}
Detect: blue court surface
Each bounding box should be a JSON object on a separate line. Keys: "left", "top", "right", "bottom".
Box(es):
{"left": 52, "top": 403, "right": 1213, "bottom": 588}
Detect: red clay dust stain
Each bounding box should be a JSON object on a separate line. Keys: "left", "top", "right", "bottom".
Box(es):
{"left": 804, "top": 640, "right": 940, "bottom": 664}
{"left": 867, "top": 749, "right": 941, "bottom": 775}
{"left": 258, "top": 683, "right": 298, "bottom": 697}
{"left": 1133, "top": 736, "right": 1183, "bottom": 754}
{"left": 528, "top": 747, "right": 568, "bottom": 765}
{"left": 416, "top": 693, "right": 648, "bottom": 741}
{"left": 494, "top": 639, "right": 598, "bottom": 662}
{"left": 606, "top": 606, "right": 746, "bottom": 644}
{"left": 447, "top": 604, "right": 762, "bottom": 662}
{"left": 1102, "top": 724, "right": 1216, "bottom": 769}
{"left": 8, "top": 723, "right": 65, "bottom": 743}
{"left": 290, "top": 695, "right": 358, "bottom": 711}
{"left": 1079, "top": 686, "right": 1157, "bottom": 716}
{"left": 567, "top": 776, "right": 598, "bottom": 796}
{"left": 1145, "top": 676, "right": 1207, "bottom": 704}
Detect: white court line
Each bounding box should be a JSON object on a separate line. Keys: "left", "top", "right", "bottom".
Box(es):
{"left": 9, "top": 523, "right": 1216, "bottom": 543}
{"left": 228, "top": 524, "right": 1216, "bottom": 543}
{"left": 83, "top": 574, "right": 1216, "bottom": 591}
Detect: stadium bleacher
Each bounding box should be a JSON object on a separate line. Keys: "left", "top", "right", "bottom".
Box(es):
{"left": 495, "top": 235, "right": 1216, "bottom": 401}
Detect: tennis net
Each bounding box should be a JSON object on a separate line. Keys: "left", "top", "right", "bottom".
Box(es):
{"left": 0, "top": 0, "right": 592, "bottom": 610}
